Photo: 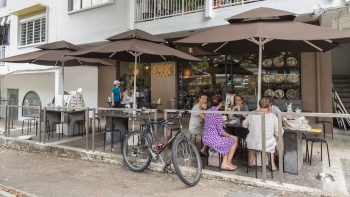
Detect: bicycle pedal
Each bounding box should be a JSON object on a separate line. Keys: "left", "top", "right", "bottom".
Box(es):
{"left": 162, "top": 164, "right": 171, "bottom": 172}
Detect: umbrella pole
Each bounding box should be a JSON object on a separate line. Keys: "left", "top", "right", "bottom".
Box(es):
{"left": 62, "top": 62, "right": 65, "bottom": 108}
{"left": 257, "top": 38, "right": 262, "bottom": 109}
{"left": 133, "top": 52, "right": 137, "bottom": 111}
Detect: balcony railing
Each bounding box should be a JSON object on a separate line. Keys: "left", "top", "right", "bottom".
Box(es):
{"left": 135, "top": 0, "right": 205, "bottom": 22}
{"left": 0, "top": 45, "right": 9, "bottom": 67}
{"left": 135, "top": 0, "right": 266, "bottom": 22}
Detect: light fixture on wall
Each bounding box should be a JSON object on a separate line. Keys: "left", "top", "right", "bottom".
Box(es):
{"left": 188, "top": 30, "right": 194, "bottom": 53}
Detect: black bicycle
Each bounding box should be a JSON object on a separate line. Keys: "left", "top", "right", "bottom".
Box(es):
{"left": 122, "top": 109, "right": 202, "bottom": 186}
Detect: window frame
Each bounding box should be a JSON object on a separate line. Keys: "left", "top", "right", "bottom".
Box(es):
{"left": 68, "top": 0, "right": 114, "bottom": 14}
{"left": 18, "top": 13, "right": 46, "bottom": 47}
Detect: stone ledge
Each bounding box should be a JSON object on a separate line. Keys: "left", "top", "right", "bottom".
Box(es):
{"left": 0, "top": 136, "right": 342, "bottom": 197}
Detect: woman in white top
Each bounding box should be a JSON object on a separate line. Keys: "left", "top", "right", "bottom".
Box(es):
{"left": 243, "top": 97, "right": 283, "bottom": 171}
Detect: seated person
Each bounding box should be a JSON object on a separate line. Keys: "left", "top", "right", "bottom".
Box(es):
{"left": 125, "top": 90, "right": 134, "bottom": 107}
{"left": 243, "top": 97, "right": 283, "bottom": 171}
{"left": 189, "top": 94, "right": 207, "bottom": 155}
{"left": 268, "top": 96, "right": 281, "bottom": 116}
{"left": 232, "top": 95, "right": 249, "bottom": 119}
{"left": 203, "top": 94, "right": 238, "bottom": 171}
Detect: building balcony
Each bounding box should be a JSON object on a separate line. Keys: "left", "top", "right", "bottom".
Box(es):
{"left": 135, "top": 0, "right": 266, "bottom": 22}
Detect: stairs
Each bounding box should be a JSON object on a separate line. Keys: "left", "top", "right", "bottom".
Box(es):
{"left": 333, "top": 75, "right": 350, "bottom": 113}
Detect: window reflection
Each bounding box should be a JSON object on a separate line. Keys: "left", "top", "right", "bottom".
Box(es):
{"left": 22, "top": 91, "right": 41, "bottom": 117}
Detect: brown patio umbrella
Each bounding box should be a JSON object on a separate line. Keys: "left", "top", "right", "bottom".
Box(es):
{"left": 1, "top": 40, "right": 114, "bottom": 106}
{"left": 175, "top": 7, "right": 350, "bottom": 107}
{"left": 69, "top": 29, "right": 201, "bottom": 110}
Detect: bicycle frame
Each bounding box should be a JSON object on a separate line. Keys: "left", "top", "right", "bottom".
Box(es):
{"left": 141, "top": 110, "right": 187, "bottom": 159}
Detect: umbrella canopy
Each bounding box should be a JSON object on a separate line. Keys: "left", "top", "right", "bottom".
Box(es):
{"left": 1, "top": 40, "right": 113, "bottom": 106}
{"left": 175, "top": 7, "right": 350, "bottom": 107}
{"left": 69, "top": 29, "right": 201, "bottom": 110}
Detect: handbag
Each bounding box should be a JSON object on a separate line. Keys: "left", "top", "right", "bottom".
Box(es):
{"left": 282, "top": 116, "right": 312, "bottom": 131}
{"left": 208, "top": 150, "right": 220, "bottom": 167}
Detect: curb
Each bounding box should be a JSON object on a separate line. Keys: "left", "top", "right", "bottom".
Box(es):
{"left": 0, "top": 136, "right": 343, "bottom": 197}
{"left": 0, "top": 183, "right": 37, "bottom": 197}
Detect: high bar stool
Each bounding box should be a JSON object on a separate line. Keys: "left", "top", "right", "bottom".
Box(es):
{"left": 316, "top": 121, "right": 333, "bottom": 139}
{"left": 190, "top": 134, "right": 203, "bottom": 149}
{"left": 49, "top": 121, "right": 64, "bottom": 140}
{"left": 22, "top": 118, "right": 38, "bottom": 135}
{"left": 104, "top": 129, "right": 123, "bottom": 152}
{"left": 203, "top": 148, "right": 222, "bottom": 172}
{"left": 247, "top": 149, "right": 274, "bottom": 179}
{"left": 73, "top": 120, "right": 86, "bottom": 137}
{"left": 302, "top": 133, "right": 331, "bottom": 167}
{"left": 89, "top": 117, "right": 101, "bottom": 133}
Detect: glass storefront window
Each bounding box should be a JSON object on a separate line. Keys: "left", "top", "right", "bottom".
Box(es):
{"left": 178, "top": 52, "right": 301, "bottom": 109}
{"left": 22, "top": 91, "right": 41, "bottom": 117}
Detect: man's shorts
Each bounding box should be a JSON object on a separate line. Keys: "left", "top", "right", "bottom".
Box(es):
{"left": 189, "top": 126, "right": 204, "bottom": 135}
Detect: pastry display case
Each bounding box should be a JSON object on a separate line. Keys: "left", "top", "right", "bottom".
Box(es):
{"left": 261, "top": 53, "right": 301, "bottom": 100}
{"left": 182, "top": 75, "right": 213, "bottom": 96}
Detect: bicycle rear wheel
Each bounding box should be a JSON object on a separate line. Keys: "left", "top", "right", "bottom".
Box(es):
{"left": 171, "top": 135, "right": 202, "bottom": 186}
{"left": 122, "top": 131, "right": 152, "bottom": 172}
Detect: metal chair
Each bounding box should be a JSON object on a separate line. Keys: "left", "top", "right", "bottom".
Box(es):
{"left": 302, "top": 133, "right": 330, "bottom": 167}
{"left": 316, "top": 120, "right": 333, "bottom": 139}
{"left": 246, "top": 149, "right": 274, "bottom": 178}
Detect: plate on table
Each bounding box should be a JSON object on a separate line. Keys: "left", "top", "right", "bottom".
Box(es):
{"left": 262, "top": 59, "right": 272, "bottom": 67}
{"left": 286, "top": 89, "right": 297, "bottom": 99}
{"left": 273, "top": 57, "right": 284, "bottom": 67}
{"left": 287, "top": 74, "right": 298, "bottom": 83}
{"left": 263, "top": 75, "right": 273, "bottom": 83}
{"left": 275, "top": 89, "right": 284, "bottom": 99}
{"left": 275, "top": 74, "right": 284, "bottom": 83}
{"left": 264, "top": 89, "right": 275, "bottom": 97}
{"left": 286, "top": 57, "right": 298, "bottom": 66}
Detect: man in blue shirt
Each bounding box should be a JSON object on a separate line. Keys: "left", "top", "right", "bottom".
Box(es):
{"left": 111, "top": 80, "right": 122, "bottom": 108}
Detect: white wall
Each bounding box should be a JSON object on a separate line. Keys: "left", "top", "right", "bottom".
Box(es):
{"left": 4, "top": 71, "right": 55, "bottom": 120}
{"left": 63, "top": 66, "right": 99, "bottom": 108}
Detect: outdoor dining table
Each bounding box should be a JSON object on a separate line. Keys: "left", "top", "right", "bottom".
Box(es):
{"left": 98, "top": 111, "right": 136, "bottom": 143}
{"left": 45, "top": 109, "right": 86, "bottom": 137}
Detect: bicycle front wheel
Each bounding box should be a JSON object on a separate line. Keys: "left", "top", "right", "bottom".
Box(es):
{"left": 171, "top": 136, "right": 202, "bottom": 186}
{"left": 122, "top": 131, "right": 152, "bottom": 172}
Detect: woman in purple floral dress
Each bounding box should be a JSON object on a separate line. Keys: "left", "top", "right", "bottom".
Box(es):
{"left": 203, "top": 95, "right": 238, "bottom": 170}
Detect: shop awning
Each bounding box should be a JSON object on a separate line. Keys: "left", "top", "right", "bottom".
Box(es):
{"left": 10, "top": 4, "right": 47, "bottom": 17}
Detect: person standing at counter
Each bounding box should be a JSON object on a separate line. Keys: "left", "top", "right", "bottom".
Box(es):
{"left": 111, "top": 80, "right": 122, "bottom": 108}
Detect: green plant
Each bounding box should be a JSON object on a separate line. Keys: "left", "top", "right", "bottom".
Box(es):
{"left": 186, "top": 0, "right": 199, "bottom": 10}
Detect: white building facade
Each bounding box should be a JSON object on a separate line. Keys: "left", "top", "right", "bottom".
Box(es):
{"left": 1, "top": 0, "right": 350, "bottom": 120}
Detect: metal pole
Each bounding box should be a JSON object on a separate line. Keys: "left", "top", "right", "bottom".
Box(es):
{"left": 278, "top": 113, "right": 283, "bottom": 184}
{"left": 4, "top": 104, "right": 8, "bottom": 137}
{"left": 133, "top": 53, "right": 138, "bottom": 111}
{"left": 10, "top": 100, "right": 14, "bottom": 129}
{"left": 257, "top": 38, "right": 263, "bottom": 108}
{"left": 7, "top": 105, "right": 11, "bottom": 136}
{"left": 261, "top": 113, "right": 266, "bottom": 182}
{"left": 92, "top": 108, "right": 95, "bottom": 152}
{"left": 43, "top": 108, "right": 47, "bottom": 144}
{"left": 225, "top": 54, "right": 227, "bottom": 95}
{"left": 86, "top": 107, "right": 89, "bottom": 151}
{"left": 38, "top": 106, "right": 42, "bottom": 143}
